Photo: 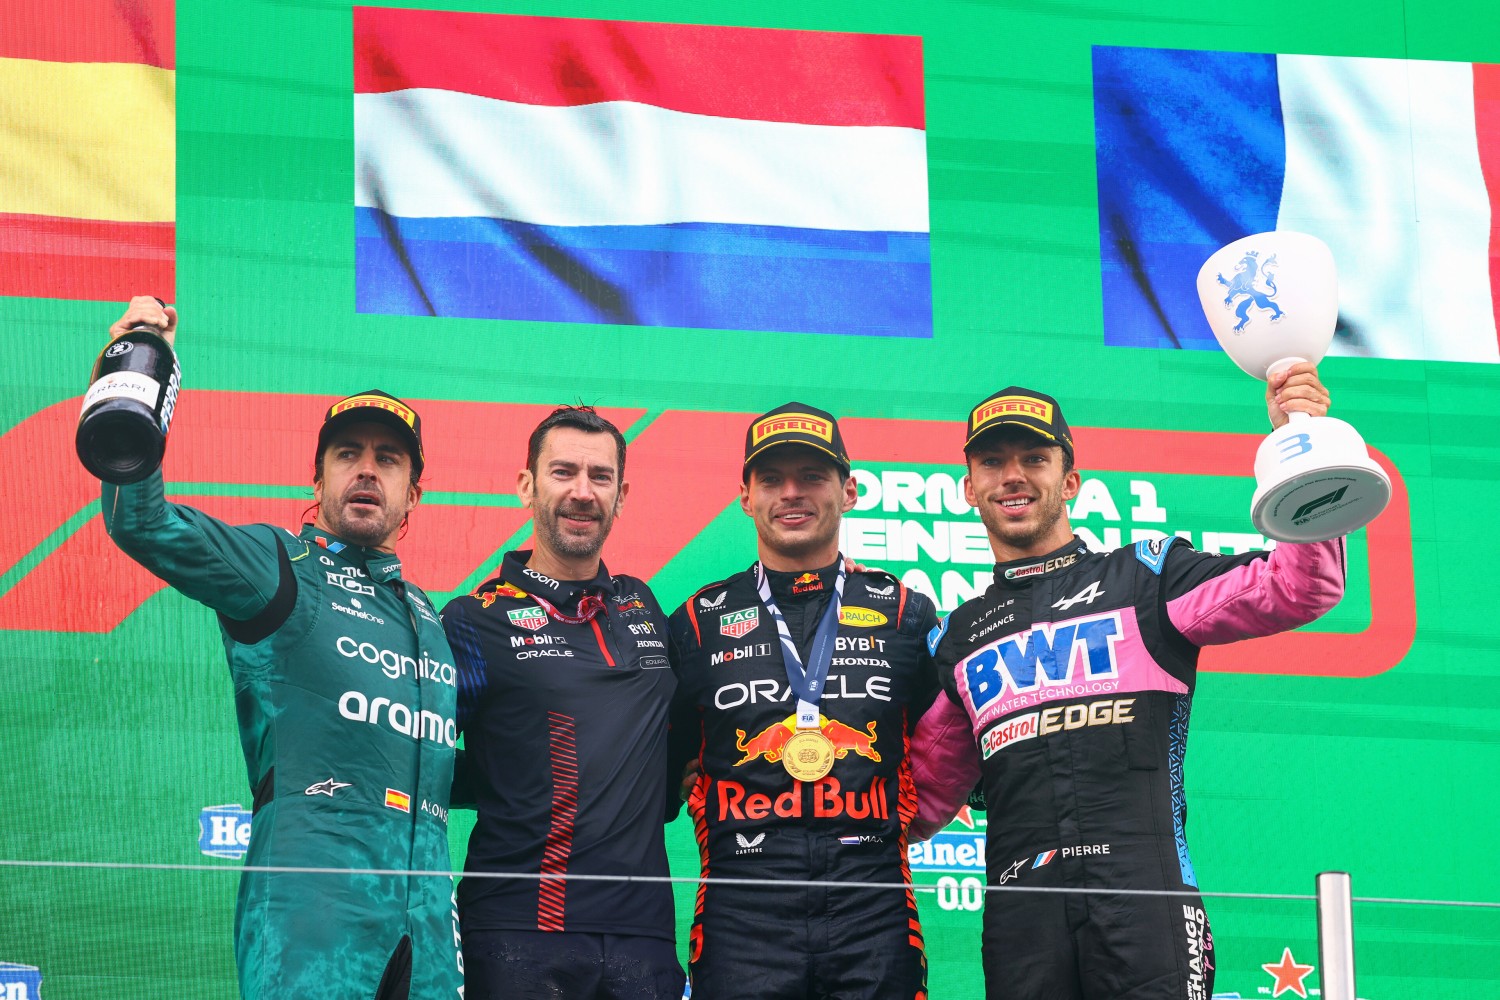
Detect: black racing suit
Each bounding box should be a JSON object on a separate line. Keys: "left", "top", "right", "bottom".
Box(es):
{"left": 441, "top": 551, "right": 682, "bottom": 999}
{"left": 668, "top": 562, "right": 939, "bottom": 1000}
{"left": 909, "top": 535, "right": 1345, "bottom": 1000}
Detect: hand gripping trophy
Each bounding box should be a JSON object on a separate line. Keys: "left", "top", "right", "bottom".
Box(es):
{"left": 1196, "top": 231, "right": 1390, "bottom": 542}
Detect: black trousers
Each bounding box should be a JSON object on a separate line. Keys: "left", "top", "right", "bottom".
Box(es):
{"left": 463, "top": 928, "right": 686, "bottom": 1000}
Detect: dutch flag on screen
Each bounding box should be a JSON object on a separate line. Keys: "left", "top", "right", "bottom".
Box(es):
{"left": 1094, "top": 46, "right": 1500, "bottom": 364}
{"left": 354, "top": 8, "right": 931, "bottom": 338}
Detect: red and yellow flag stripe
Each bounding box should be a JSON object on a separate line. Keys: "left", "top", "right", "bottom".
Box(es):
{"left": 0, "top": 0, "right": 174, "bottom": 301}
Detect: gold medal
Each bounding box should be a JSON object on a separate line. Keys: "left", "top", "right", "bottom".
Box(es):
{"left": 782, "top": 729, "right": 836, "bottom": 782}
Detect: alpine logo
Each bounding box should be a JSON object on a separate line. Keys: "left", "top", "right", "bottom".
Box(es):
{"left": 1051, "top": 581, "right": 1104, "bottom": 611}
{"left": 699, "top": 591, "right": 728, "bottom": 609}
{"left": 720, "top": 607, "right": 759, "bottom": 639}
{"left": 508, "top": 606, "right": 549, "bottom": 631}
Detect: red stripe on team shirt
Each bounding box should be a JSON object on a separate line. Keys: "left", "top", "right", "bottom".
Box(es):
{"left": 352, "top": 7, "right": 923, "bottom": 129}
{"left": 538, "top": 712, "right": 579, "bottom": 932}
{"left": 1474, "top": 62, "right": 1500, "bottom": 353}
{"left": 0, "top": 214, "right": 174, "bottom": 302}
{"left": 0, "top": 0, "right": 174, "bottom": 67}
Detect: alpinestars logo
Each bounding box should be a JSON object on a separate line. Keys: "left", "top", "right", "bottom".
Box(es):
{"left": 304, "top": 778, "right": 352, "bottom": 797}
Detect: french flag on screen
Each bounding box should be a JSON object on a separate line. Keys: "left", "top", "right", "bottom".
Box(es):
{"left": 1094, "top": 46, "right": 1500, "bottom": 363}
{"left": 353, "top": 8, "right": 931, "bottom": 337}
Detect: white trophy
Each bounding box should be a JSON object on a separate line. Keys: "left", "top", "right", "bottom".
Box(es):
{"left": 1195, "top": 231, "right": 1391, "bottom": 543}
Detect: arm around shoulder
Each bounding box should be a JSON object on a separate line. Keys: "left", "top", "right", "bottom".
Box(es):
{"left": 908, "top": 694, "right": 981, "bottom": 842}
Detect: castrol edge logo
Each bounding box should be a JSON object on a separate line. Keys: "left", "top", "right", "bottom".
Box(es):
{"left": 752, "top": 412, "right": 833, "bottom": 443}
{"left": 971, "top": 395, "right": 1052, "bottom": 431}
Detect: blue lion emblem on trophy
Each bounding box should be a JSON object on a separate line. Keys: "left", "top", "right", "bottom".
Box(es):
{"left": 1216, "top": 250, "right": 1283, "bottom": 332}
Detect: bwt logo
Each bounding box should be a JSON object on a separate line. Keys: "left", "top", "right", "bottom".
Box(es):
{"left": 198, "top": 804, "right": 253, "bottom": 859}
{"left": 962, "top": 612, "right": 1123, "bottom": 713}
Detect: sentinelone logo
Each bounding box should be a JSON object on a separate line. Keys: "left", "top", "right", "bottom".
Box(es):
{"left": 908, "top": 831, "right": 985, "bottom": 872}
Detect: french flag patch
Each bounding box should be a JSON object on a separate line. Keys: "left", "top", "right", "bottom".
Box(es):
{"left": 1033, "top": 850, "right": 1057, "bottom": 869}
{"left": 354, "top": 8, "right": 931, "bottom": 338}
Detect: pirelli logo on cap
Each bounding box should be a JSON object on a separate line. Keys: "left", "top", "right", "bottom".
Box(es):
{"left": 333, "top": 394, "right": 416, "bottom": 428}
{"left": 971, "top": 395, "right": 1053, "bottom": 432}
{"left": 752, "top": 413, "right": 833, "bottom": 444}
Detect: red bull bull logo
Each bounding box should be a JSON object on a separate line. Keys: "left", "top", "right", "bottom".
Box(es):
{"left": 791, "top": 572, "right": 822, "bottom": 594}
{"left": 734, "top": 715, "right": 880, "bottom": 765}
{"left": 478, "top": 582, "right": 526, "bottom": 609}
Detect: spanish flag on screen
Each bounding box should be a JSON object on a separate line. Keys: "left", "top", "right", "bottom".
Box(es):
{"left": 0, "top": 0, "right": 174, "bottom": 301}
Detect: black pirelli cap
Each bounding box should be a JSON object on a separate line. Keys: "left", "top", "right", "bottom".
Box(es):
{"left": 964, "top": 386, "right": 1073, "bottom": 462}
{"left": 743, "top": 402, "right": 850, "bottom": 478}
{"left": 316, "top": 389, "right": 425, "bottom": 475}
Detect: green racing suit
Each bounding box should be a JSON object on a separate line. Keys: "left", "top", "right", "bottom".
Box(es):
{"left": 103, "top": 472, "right": 463, "bottom": 1000}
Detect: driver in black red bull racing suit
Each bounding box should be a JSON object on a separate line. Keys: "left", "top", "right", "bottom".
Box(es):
{"left": 667, "top": 403, "right": 939, "bottom": 1000}
{"left": 908, "top": 370, "right": 1347, "bottom": 1000}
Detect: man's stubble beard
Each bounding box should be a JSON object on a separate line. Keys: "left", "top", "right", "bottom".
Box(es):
{"left": 322, "top": 494, "right": 404, "bottom": 547}
{"left": 978, "top": 482, "right": 1069, "bottom": 552}
{"left": 762, "top": 506, "right": 842, "bottom": 565}
{"left": 534, "top": 498, "right": 619, "bottom": 560}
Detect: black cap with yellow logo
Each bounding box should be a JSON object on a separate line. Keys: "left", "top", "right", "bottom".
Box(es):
{"left": 743, "top": 402, "right": 850, "bottom": 479}
{"left": 964, "top": 386, "right": 1073, "bottom": 462}
{"left": 316, "top": 389, "right": 425, "bottom": 476}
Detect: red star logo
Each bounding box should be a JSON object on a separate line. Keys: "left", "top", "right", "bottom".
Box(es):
{"left": 953, "top": 805, "right": 975, "bottom": 829}
{"left": 1262, "top": 947, "right": 1315, "bottom": 997}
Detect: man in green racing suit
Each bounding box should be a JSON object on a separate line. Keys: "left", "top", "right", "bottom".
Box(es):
{"left": 99, "top": 297, "right": 463, "bottom": 1000}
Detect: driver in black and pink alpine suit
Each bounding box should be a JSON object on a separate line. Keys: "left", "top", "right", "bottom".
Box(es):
{"left": 909, "top": 368, "right": 1347, "bottom": 1000}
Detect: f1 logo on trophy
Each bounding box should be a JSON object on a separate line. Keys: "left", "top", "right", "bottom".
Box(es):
{"left": 1196, "top": 231, "right": 1390, "bottom": 542}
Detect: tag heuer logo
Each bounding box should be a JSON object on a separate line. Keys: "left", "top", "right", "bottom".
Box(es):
{"left": 720, "top": 608, "right": 759, "bottom": 638}
{"left": 508, "top": 606, "right": 549, "bottom": 631}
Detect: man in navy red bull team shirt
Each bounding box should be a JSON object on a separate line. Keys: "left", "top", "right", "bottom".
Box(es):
{"left": 441, "top": 406, "right": 683, "bottom": 999}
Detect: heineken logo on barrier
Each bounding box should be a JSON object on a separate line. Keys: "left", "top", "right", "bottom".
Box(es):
{"left": 720, "top": 608, "right": 759, "bottom": 638}
{"left": 508, "top": 606, "right": 548, "bottom": 631}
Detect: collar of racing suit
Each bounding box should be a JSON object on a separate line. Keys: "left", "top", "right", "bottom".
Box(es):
{"left": 299, "top": 523, "right": 405, "bottom": 586}
{"left": 498, "top": 548, "right": 617, "bottom": 611}
{"left": 991, "top": 535, "right": 1090, "bottom": 589}
{"left": 763, "top": 558, "right": 840, "bottom": 654}
{"left": 763, "top": 559, "right": 840, "bottom": 605}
